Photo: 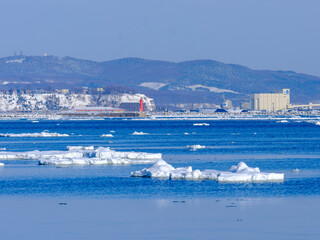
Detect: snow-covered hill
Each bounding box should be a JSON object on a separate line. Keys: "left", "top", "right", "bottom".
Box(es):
{"left": 0, "top": 93, "right": 155, "bottom": 111}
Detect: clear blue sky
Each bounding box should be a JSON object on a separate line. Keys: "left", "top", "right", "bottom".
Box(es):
{"left": 0, "top": 0, "right": 319, "bottom": 76}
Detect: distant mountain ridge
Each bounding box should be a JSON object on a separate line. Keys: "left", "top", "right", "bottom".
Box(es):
{"left": 0, "top": 55, "right": 319, "bottom": 106}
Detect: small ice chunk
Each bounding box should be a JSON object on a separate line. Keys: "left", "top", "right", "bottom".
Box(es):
{"left": 66, "top": 146, "right": 94, "bottom": 151}
{"left": 277, "top": 120, "right": 288, "bottom": 123}
{"left": 193, "top": 123, "right": 210, "bottom": 126}
{"left": 101, "top": 134, "right": 114, "bottom": 137}
{"left": 0, "top": 148, "right": 6, "bottom": 150}
{"left": 292, "top": 168, "right": 301, "bottom": 172}
{"left": 0, "top": 162, "right": 4, "bottom": 167}
{"left": 186, "top": 145, "right": 206, "bottom": 151}
{"left": 110, "top": 130, "right": 115, "bottom": 133}
{"left": 132, "top": 131, "right": 149, "bottom": 135}
{"left": 184, "top": 133, "right": 190, "bottom": 135}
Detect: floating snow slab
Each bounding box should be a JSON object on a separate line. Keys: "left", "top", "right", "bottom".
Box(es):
{"left": 0, "top": 146, "right": 162, "bottom": 166}
{"left": 218, "top": 172, "right": 284, "bottom": 182}
{"left": 0, "top": 162, "right": 4, "bottom": 167}
{"left": 0, "top": 132, "right": 69, "bottom": 137}
{"left": 131, "top": 161, "right": 284, "bottom": 182}
{"left": 132, "top": 131, "right": 149, "bottom": 135}
{"left": 101, "top": 134, "right": 114, "bottom": 137}
{"left": 39, "top": 158, "right": 132, "bottom": 166}
{"left": 95, "top": 147, "right": 162, "bottom": 160}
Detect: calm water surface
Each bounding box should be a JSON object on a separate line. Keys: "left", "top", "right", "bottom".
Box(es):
{"left": 0, "top": 119, "right": 319, "bottom": 199}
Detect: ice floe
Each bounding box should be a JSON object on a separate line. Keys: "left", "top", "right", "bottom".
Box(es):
{"left": 292, "top": 168, "right": 301, "bottom": 172}
{"left": 193, "top": 123, "right": 210, "bottom": 126}
{"left": 186, "top": 145, "right": 206, "bottom": 151}
{"left": 132, "top": 131, "right": 149, "bottom": 135}
{"left": 101, "top": 134, "right": 114, "bottom": 137}
{"left": 0, "top": 132, "right": 69, "bottom": 137}
{"left": 131, "top": 160, "right": 284, "bottom": 182}
{"left": 0, "top": 162, "right": 4, "bottom": 167}
{"left": 0, "top": 146, "right": 162, "bottom": 166}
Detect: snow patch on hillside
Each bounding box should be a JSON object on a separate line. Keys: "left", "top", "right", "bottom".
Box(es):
{"left": 140, "top": 82, "right": 168, "bottom": 90}
{"left": 187, "top": 84, "right": 238, "bottom": 93}
{"left": 6, "top": 58, "right": 25, "bottom": 64}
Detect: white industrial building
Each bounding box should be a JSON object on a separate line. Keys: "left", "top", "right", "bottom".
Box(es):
{"left": 250, "top": 89, "right": 290, "bottom": 111}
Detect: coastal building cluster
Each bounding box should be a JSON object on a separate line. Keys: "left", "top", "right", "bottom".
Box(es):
{"left": 0, "top": 86, "right": 319, "bottom": 116}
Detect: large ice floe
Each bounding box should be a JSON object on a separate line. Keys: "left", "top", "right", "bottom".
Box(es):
{"left": 0, "top": 146, "right": 162, "bottom": 165}
{"left": 0, "top": 131, "right": 69, "bottom": 137}
{"left": 131, "top": 160, "right": 284, "bottom": 182}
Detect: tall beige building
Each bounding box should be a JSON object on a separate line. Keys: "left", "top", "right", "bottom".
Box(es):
{"left": 251, "top": 89, "right": 290, "bottom": 111}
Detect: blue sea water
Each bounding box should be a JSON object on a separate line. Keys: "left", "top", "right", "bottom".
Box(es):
{"left": 0, "top": 119, "right": 320, "bottom": 199}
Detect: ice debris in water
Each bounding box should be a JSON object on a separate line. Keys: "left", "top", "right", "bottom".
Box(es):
{"left": 186, "top": 145, "right": 206, "bottom": 151}
{"left": 101, "top": 134, "right": 114, "bottom": 137}
{"left": 0, "top": 132, "right": 69, "bottom": 137}
{"left": 0, "top": 162, "right": 4, "bottom": 167}
{"left": 66, "top": 146, "right": 94, "bottom": 151}
{"left": 0, "top": 146, "right": 162, "bottom": 166}
{"left": 193, "top": 123, "right": 210, "bottom": 126}
{"left": 277, "top": 120, "right": 288, "bottom": 123}
{"left": 132, "top": 131, "right": 149, "bottom": 135}
{"left": 292, "top": 168, "right": 301, "bottom": 172}
{"left": 131, "top": 160, "right": 284, "bottom": 182}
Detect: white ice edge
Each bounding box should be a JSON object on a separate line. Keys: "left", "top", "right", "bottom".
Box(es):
{"left": 0, "top": 146, "right": 162, "bottom": 165}
{"left": 131, "top": 160, "right": 284, "bottom": 182}
{"left": 0, "top": 131, "right": 69, "bottom": 137}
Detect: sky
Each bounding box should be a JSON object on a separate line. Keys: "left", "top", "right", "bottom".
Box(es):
{"left": 0, "top": 0, "right": 319, "bottom": 76}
